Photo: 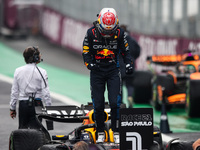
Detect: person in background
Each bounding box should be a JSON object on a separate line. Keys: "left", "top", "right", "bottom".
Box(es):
{"left": 82, "top": 8, "right": 133, "bottom": 144}
{"left": 9, "top": 46, "right": 51, "bottom": 129}
{"left": 119, "top": 24, "right": 141, "bottom": 108}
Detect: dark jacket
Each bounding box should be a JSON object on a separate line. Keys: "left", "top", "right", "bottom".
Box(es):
{"left": 119, "top": 32, "right": 141, "bottom": 78}
{"left": 82, "top": 26, "right": 133, "bottom": 72}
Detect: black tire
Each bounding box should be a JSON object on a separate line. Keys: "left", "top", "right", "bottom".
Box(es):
{"left": 9, "top": 129, "right": 46, "bottom": 150}
{"left": 186, "top": 79, "right": 200, "bottom": 117}
{"left": 133, "top": 71, "right": 153, "bottom": 103}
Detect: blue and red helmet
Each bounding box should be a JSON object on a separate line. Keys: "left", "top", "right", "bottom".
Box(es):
{"left": 97, "top": 8, "right": 119, "bottom": 38}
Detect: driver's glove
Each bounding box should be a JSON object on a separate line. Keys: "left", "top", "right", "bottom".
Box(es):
{"left": 87, "top": 63, "right": 99, "bottom": 70}
{"left": 125, "top": 64, "right": 133, "bottom": 74}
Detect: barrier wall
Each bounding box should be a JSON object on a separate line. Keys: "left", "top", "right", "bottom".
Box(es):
{"left": 41, "top": 6, "right": 91, "bottom": 54}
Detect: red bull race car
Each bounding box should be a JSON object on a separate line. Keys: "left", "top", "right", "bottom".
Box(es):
{"left": 9, "top": 102, "right": 162, "bottom": 150}
{"left": 146, "top": 50, "right": 200, "bottom": 117}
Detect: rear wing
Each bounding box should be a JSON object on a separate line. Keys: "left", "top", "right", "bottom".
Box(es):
{"left": 147, "top": 54, "right": 200, "bottom": 66}
{"left": 146, "top": 55, "right": 182, "bottom": 66}
{"left": 36, "top": 102, "right": 111, "bottom": 123}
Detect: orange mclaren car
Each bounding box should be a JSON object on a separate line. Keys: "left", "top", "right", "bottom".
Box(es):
{"left": 147, "top": 50, "right": 200, "bottom": 117}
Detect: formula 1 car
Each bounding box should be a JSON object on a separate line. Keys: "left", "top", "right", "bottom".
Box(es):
{"left": 9, "top": 102, "right": 163, "bottom": 150}
{"left": 146, "top": 50, "right": 200, "bottom": 117}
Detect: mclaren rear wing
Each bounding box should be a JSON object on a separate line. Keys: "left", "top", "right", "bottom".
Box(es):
{"left": 146, "top": 55, "right": 182, "bottom": 66}
{"left": 147, "top": 54, "right": 200, "bottom": 66}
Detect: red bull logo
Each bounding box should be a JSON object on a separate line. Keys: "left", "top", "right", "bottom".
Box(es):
{"left": 97, "top": 49, "right": 114, "bottom": 56}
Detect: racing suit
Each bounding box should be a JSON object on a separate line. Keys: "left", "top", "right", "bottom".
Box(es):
{"left": 82, "top": 25, "right": 133, "bottom": 132}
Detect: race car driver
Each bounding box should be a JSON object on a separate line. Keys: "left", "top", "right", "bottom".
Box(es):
{"left": 82, "top": 8, "right": 133, "bottom": 143}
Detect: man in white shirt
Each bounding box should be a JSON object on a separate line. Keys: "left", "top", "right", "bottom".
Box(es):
{"left": 10, "top": 46, "right": 51, "bottom": 129}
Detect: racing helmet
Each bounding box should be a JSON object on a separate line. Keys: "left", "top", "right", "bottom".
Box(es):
{"left": 97, "top": 8, "right": 119, "bottom": 38}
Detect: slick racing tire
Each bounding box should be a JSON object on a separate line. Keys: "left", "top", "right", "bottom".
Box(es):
{"left": 9, "top": 129, "right": 46, "bottom": 150}
{"left": 133, "top": 70, "right": 153, "bottom": 103}
{"left": 186, "top": 79, "right": 200, "bottom": 117}
{"left": 38, "top": 144, "right": 70, "bottom": 150}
